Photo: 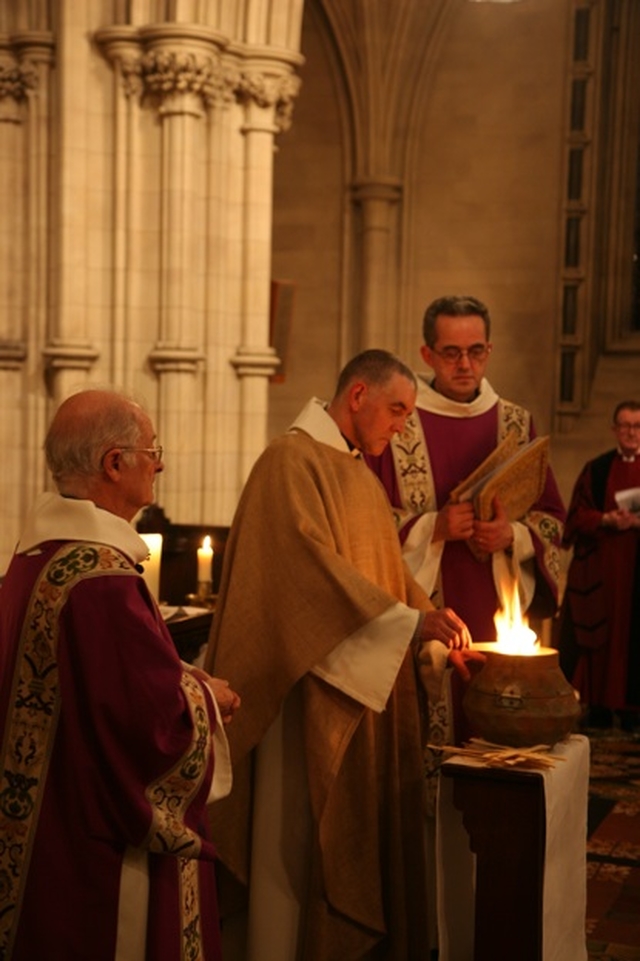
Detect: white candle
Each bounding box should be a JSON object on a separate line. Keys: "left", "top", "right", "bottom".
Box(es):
{"left": 140, "top": 533, "right": 163, "bottom": 601}
{"left": 197, "top": 535, "right": 213, "bottom": 584}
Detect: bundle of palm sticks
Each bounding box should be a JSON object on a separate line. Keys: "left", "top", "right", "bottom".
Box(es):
{"left": 426, "top": 737, "right": 567, "bottom": 770}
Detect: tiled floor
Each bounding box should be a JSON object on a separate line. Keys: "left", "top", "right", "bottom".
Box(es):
{"left": 586, "top": 729, "right": 640, "bottom": 961}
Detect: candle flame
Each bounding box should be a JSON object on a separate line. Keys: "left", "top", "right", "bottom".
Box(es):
{"left": 202, "top": 535, "right": 212, "bottom": 551}
{"left": 493, "top": 578, "right": 539, "bottom": 654}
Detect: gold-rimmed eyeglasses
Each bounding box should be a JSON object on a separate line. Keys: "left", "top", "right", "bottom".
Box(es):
{"left": 119, "top": 446, "right": 164, "bottom": 462}
{"left": 432, "top": 344, "right": 492, "bottom": 364}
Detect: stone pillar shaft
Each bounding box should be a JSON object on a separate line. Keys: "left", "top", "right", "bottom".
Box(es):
{"left": 352, "top": 177, "right": 403, "bottom": 352}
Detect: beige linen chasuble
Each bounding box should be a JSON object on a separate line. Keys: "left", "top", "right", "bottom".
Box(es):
{"left": 207, "top": 398, "right": 435, "bottom": 961}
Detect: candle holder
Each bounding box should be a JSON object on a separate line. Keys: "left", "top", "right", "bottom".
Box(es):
{"left": 186, "top": 581, "right": 216, "bottom": 610}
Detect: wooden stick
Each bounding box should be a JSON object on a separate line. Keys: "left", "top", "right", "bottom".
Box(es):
{"left": 426, "top": 739, "right": 565, "bottom": 770}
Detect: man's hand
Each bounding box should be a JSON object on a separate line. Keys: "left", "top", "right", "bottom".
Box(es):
{"left": 190, "top": 668, "right": 241, "bottom": 724}
{"left": 470, "top": 495, "right": 514, "bottom": 555}
{"left": 447, "top": 647, "right": 487, "bottom": 682}
{"left": 208, "top": 677, "right": 241, "bottom": 723}
{"left": 434, "top": 501, "right": 476, "bottom": 543}
{"left": 602, "top": 508, "right": 640, "bottom": 531}
{"left": 420, "top": 608, "right": 472, "bottom": 650}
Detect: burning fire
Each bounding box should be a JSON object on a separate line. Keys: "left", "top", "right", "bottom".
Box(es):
{"left": 493, "top": 578, "right": 539, "bottom": 654}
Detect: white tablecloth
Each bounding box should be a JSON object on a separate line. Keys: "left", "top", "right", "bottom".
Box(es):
{"left": 436, "top": 734, "right": 590, "bottom": 961}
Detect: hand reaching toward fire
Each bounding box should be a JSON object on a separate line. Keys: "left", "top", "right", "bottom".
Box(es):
{"left": 447, "top": 647, "right": 487, "bottom": 682}
{"left": 420, "top": 607, "right": 472, "bottom": 650}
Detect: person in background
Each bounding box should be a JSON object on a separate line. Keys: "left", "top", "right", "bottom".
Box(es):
{"left": 205, "top": 349, "right": 480, "bottom": 961}
{"left": 556, "top": 399, "right": 640, "bottom": 732}
{"left": 365, "top": 296, "right": 566, "bottom": 744}
{"left": 0, "top": 388, "right": 240, "bottom": 961}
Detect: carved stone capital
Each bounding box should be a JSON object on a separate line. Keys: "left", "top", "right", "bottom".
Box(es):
{"left": 0, "top": 62, "right": 38, "bottom": 104}
{"left": 94, "top": 25, "right": 142, "bottom": 97}
{"left": 148, "top": 344, "right": 205, "bottom": 374}
{"left": 229, "top": 346, "right": 281, "bottom": 379}
{"left": 95, "top": 23, "right": 233, "bottom": 111}
{"left": 138, "top": 49, "right": 224, "bottom": 112}
{"left": 237, "top": 69, "right": 302, "bottom": 132}
{"left": 0, "top": 340, "right": 27, "bottom": 370}
{"left": 42, "top": 340, "right": 100, "bottom": 371}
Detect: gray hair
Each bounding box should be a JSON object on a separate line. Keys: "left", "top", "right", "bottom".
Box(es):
{"left": 422, "top": 295, "right": 491, "bottom": 347}
{"left": 333, "top": 349, "right": 416, "bottom": 399}
{"left": 45, "top": 388, "right": 146, "bottom": 487}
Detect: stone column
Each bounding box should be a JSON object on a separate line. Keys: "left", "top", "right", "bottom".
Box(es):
{"left": 0, "top": 36, "right": 45, "bottom": 568}
{"left": 139, "top": 28, "right": 222, "bottom": 521}
{"left": 90, "top": 25, "right": 139, "bottom": 391}
{"left": 351, "top": 176, "right": 403, "bottom": 352}
{"left": 96, "top": 24, "right": 229, "bottom": 522}
{"left": 230, "top": 50, "right": 302, "bottom": 483}
{"left": 12, "top": 32, "right": 56, "bottom": 512}
{"left": 95, "top": 24, "right": 302, "bottom": 523}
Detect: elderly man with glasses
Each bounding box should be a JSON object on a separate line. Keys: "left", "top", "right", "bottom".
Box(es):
{"left": 366, "top": 295, "right": 566, "bottom": 744}
{"left": 556, "top": 399, "right": 640, "bottom": 733}
{"left": 0, "top": 388, "right": 239, "bottom": 961}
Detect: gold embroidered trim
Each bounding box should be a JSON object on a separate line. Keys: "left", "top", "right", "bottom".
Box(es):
{"left": 497, "top": 399, "right": 530, "bottom": 445}
{"left": 526, "top": 510, "right": 563, "bottom": 584}
{"left": 392, "top": 398, "right": 531, "bottom": 522}
{"left": 0, "top": 542, "right": 135, "bottom": 960}
{"left": 390, "top": 410, "right": 436, "bottom": 525}
{"left": 145, "top": 670, "right": 213, "bottom": 960}
{"left": 179, "top": 856, "right": 202, "bottom": 961}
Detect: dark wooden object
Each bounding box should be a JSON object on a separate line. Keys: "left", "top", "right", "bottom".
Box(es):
{"left": 165, "top": 609, "right": 213, "bottom": 664}
{"left": 441, "top": 762, "right": 546, "bottom": 961}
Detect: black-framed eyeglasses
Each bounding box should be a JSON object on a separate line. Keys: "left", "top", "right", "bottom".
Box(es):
{"left": 432, "top": 344, "right": 492, "bottom": 364}
{"left": 614, "top": 423, "right": 640, "bottom": 432}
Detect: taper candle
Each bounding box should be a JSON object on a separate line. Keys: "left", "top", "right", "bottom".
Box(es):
{"left": 197, "top": 535, "right": 213, "bottom": 585}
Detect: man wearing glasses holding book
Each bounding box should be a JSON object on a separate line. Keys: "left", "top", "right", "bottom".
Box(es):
{"left": 366, "top": 295, "right": 566, "bottom": 740}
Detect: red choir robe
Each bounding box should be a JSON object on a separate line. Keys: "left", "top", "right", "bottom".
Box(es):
{"left": 0, "top": 495, "right": 230, "bottom": 961}
{"left": 556, "top": 449, "right": 640, "bottom": 710}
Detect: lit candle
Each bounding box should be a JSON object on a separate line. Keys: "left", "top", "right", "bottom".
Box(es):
{"left": 197, "top": 535, "right": 213, "bottom": 585}
{"left": 140, "top": 533, "right": 163, "bottom": 601}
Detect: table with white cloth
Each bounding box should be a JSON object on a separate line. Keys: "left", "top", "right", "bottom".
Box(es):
{"left": 436, "top": 734, "right": 589, "bottom": 961}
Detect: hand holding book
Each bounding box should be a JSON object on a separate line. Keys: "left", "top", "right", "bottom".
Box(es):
{"left": 448, "top": 434, "right": 550, "bottom": 560}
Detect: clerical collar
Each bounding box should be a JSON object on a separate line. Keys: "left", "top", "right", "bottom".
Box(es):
{"left": 341, "top": 433, "right": 362, "bottom": 457}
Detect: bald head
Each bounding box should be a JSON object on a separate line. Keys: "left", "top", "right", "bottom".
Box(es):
{"left": 45, "top": 389, "right": 147, "bottom": 495}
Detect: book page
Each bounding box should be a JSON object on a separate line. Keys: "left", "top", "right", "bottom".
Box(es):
{"left": 615, "top": 487, "right": 640, "bottom": 513}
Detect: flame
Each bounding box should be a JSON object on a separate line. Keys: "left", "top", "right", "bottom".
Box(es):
{"left": 493, "top": 577, "right": 539, "bottom": 654}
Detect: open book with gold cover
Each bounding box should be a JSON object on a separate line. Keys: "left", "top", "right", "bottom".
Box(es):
{"left": 449, "top": 434, "right": 550, "bottom": 522}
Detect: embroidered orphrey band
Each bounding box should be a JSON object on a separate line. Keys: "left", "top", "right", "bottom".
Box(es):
{"left": 0, "top": 542, "right": 136, "bottom": 959}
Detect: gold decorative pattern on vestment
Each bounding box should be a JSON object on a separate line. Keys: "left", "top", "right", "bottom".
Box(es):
{"left": 390, "top": 410, "right": 436, "bottom": 528}
{"left": 144, "top": 670, "right": 213, "bottom": 960}
{"left": 179, "top": 856, "right": 202, "bottom": 961}
{"left": 498, "top": 399, "right": 530, "bottom": 443}
{"left": 525, "top": 510, "right": 562, "bottom": 585}
{"left": 392, "top": 399, "right": 532, "bottom": 528}
{"left": 0, "top": 542, "right": 136, "bottom": 961}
